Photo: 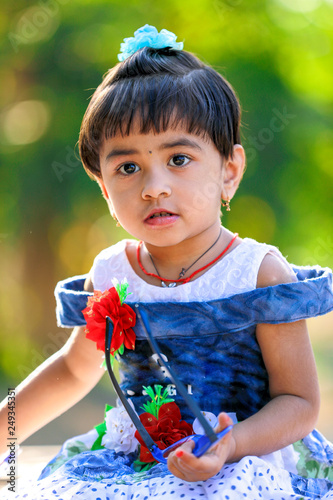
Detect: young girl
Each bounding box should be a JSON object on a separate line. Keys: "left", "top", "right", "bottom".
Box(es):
{"left": 1, "top": 24, "right": 333, "bottom": 500}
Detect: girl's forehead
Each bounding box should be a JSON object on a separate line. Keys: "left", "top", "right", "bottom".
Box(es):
{"left": 102, "top": 124, "right": 213, "bottom": 151}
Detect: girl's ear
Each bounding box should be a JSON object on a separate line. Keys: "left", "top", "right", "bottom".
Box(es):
{"left": 221, "top": 144, "right": 246, "bottom": 200}
{"left": 97, "top": 179, "right": 117, "bottom": 218}
{"left": 97, "top": 179, "right": 110, "bottom": 200}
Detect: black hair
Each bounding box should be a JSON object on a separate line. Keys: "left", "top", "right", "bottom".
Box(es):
{"left": 79, "top": 46, "right": 241, "bottom": 178}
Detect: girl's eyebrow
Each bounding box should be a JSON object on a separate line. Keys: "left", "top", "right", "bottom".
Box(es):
{"left": 105, "top": 137, "right": 203, "bottom": 162}
{"left": 159, "top": 138, "right": 203, "bottom": 151}
{"left": 105, "top": 148, "right": 138, "bottom": 161}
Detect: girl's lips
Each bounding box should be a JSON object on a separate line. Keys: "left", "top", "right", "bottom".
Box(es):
{"left": 144, "top": 213, "right": 179, "bottom": 226}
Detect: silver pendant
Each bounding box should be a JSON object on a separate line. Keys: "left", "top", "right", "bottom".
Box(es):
{"left": 161, "top": 281, "right": 177, "bottom": 288}
{"left": 178, "top": 268, "right": 186, "bottom": 278}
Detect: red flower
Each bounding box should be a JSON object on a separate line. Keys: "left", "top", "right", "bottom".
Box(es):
{"left": 82, "top": 287, "right": 136, "bottom": 356}
{"left": 135, "top": 402, "right": 193, "bottom": 463}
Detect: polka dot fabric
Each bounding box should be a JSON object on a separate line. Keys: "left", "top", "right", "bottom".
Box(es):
{"left": 7, "top": 445, "right": 333, "bottom": 499}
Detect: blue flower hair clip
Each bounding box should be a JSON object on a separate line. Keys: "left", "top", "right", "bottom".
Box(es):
{"left": 118, "top": 24, "right": 184, "bottom": 62}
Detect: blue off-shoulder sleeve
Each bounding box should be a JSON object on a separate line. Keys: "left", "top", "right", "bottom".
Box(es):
{"left": 54, "top": 266, "right": 333, "bottom": 330}
{"left": 54, "top": 274, "right": 92, "bottom": 328}
{"left": 127, "top": 266, "right": 333, "bottom": 340}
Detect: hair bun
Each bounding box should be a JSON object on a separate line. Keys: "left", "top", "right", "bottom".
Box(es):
{"left": 118, "top": 24, "right": 184, "bottom": 61}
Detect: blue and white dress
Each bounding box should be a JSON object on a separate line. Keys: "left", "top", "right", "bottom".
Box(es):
{"left": 10, "top": 238, "right": 333, "bottom": 499}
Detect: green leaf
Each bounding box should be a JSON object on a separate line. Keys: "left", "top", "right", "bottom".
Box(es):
{"left": 143, "top": 385, "right": 155, "bottom": 400}
{"left": 141, "top": 401, "right": 157, "bottom": 417}
{"left": 91, "top": 429, "right": 105, "bottom": 450}
{"left": 132, "top": 459, "right": 157, "bottom": 472}
{"left": 110, "top": 354, "right": 116, "bottom": 368}
{"left": 293, "top": 440, "right": 333, "bottom": 479}
{"left": 115, "top": 280, "right": 132, "bottom": 305}
{"left": 91, "top": 403, "right": 114, "bottom": 450}
{"left": 140, "top": 384, "right": 174, "bottom": 418}
{"left": 105, "top": 403, "right": 113, "bottom": 414}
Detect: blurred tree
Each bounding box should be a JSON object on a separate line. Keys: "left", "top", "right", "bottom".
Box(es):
{"left": 0, "top": 0, "right": 332, "bottom": 427}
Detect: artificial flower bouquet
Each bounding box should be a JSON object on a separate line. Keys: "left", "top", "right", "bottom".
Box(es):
{"left": 91, "top": 384, "right": 219, "bottom": 471}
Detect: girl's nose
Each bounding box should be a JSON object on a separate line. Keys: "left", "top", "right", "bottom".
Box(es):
{"left": 141, "top": 171, "right": 172, "bottom": 200}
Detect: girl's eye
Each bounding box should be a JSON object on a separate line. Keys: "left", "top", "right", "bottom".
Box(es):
{"left": 169, "top": 155, "right": 190, "bottom": 167}
{"left": 118, "top": 163, "right": 140, "bottom": 175}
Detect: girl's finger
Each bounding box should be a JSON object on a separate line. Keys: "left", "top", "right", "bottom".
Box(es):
{"left": 215, "top": 412, "right": 234, "bottom": 433}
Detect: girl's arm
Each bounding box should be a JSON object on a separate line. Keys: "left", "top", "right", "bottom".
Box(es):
{"left": 0, "top": 275, "right": 104, "bottom": 457}
{"left": 230, "top": 317, "right": 320, "bottom": 459}
{"left": 168, "top": 253, "right": 321, "bottom": 481}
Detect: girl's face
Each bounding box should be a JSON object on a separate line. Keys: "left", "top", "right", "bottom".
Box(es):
{"left": 99, "top": 123, "right": 244, "bottom": 249}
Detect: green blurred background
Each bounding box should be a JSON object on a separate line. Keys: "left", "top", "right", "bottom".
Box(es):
{"left": 0, "top": 0, "right": 332, "bottom": 444}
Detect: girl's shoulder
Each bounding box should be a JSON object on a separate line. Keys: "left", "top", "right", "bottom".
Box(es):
{"left": 257, "top": 251, "right": 297, "bottom": 288}
{"left": 227, "top": 236, "right": 298, "bottom": 289}
{"left": 241, "top": 235, "right": 299, "bottom": 288}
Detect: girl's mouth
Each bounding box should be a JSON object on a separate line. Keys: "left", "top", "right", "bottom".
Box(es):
{"left": 144, "top": 210, "right": 179, "bottom": 226}
{"left": 149, "top": 211, "right": 174, "bottom": 219}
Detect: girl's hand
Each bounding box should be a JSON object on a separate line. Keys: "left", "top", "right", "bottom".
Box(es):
{"left": 167, "top": 412, "right": 235, "bottom": 482}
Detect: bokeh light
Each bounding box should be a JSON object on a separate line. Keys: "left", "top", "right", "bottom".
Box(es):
{"left": 275, "top": 0, "right": 321, "bottom": 13}
{"left": 10, "top": 5, "right": 60, "bottom": 48}
{"left": 1, "top": 100, "right": 51, "bottom": 145}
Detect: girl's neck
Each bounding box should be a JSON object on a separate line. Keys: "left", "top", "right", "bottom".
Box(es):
{"left": 138, "top": 224, "right": 238, "bottom": 285}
